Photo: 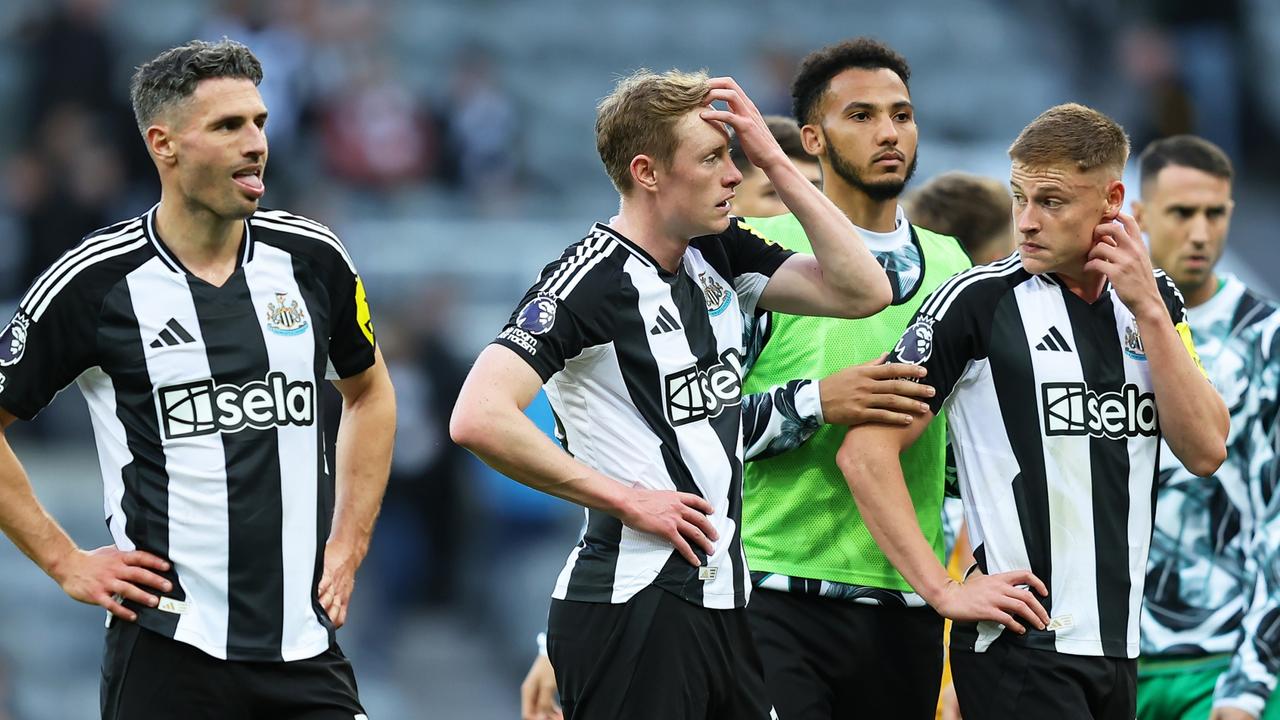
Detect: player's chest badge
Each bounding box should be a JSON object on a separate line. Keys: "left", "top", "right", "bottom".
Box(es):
{"left": 265, "top": 291, "right": 309, "bottom": 336}
{"left": 1122, "top": 318, "right": 1146, "bottom": 361}
{"left": 698, "top": 272, "right": 733, "bottom": 317}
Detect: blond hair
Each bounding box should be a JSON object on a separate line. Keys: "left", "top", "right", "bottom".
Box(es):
{"left": 596, "top": 69, "right": 711, "bottom": 192}
{"left": 1009, "top": 103, "right": 1130, "bottom": 178}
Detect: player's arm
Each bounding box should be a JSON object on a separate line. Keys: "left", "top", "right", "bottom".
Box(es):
{"left": 450, "top": 345, "right": 718, "bottom": 567}
{"left": 321, "top": 347, "right": 396, "bottom": 628}
{"left": 700, "top": 77, "right": 891, "bottom": 318}
{"left": 742, "top": 357, "right": 932, "bottom": 462}
{"left": 0, "top": 409, "right": 171, "bottom": 620}
{"left": 836, "top": 417, "right": 1049, "bottom": 633}
{"left": 1091, "top": 215, "right": 1227, "bottom": 476}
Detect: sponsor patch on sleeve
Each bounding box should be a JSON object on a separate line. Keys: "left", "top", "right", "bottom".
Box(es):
{"left": 0, "top": 311, "right": 31, "bottom": 367}
{"left": 516, "top": 293, "right": 558, "bottom": 335}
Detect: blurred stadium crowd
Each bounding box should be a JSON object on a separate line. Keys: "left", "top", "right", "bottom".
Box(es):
{"left": 0, "top": 0, "right": 1278, "bottom": 717}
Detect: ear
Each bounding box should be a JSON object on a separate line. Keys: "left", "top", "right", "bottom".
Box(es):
{"left": 800, "top": 124, "right": 825, "bottom": 157}
{"left": 1103, "top": 179, "right": 1125, "bottom": 221}
{"left": 629, "top": 154, "right": 659, "bottom": 193}
{"left": 146, "top": 124, "right": 177, "bottom": 166}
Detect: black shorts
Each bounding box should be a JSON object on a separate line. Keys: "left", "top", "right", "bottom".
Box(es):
{"left": 101, "top": 621, "right": 365, "bottom": 720}
{"left": 548, "top": 586, "right": 775, "bottom": 720}
{"left": 746, "top": 588, "right": 944, "bottom": 720}
{"left": 951, "top": 637, "right": 1136, "bottom": 720}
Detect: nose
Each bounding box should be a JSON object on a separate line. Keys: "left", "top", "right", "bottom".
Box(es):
{"left": 875, "top": 114, "right": 899, "bottom": 146}
{"left": 243, "top": 124, "right": 267, "bottom": 160}
{"left": 1016, "top": 204, "right": 1039, "bottom": 236}
{"left": 1187, "top": 213, "right": 1209, "bottom": 247}
{"left": 724, "top": 161, "right": 742, "bottom": 188}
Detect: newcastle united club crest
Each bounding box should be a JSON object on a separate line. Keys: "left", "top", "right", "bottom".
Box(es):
{"left": 266, "top": 292, "right": 309, "bottom": 336}
{"left": 698, "top": 272, "right": 733, "bottom": 317}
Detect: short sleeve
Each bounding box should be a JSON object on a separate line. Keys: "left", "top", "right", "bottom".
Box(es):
{"left": 722, "top": 218, "right": 795, "bottom": 311}
{"left": 491, "top": 244, "right": 618, "bottom": 382}
{"left": 886, "top": 283, "right": 985, "bottom": 415}
{"left": 0, "top": 291, "right": 97, "bottom": 420}
{"left": 326, "top": 254, "right": 377, "bottom": 379}
{"left": 1156, "top": 270, "right": 1208, "bottom": 378}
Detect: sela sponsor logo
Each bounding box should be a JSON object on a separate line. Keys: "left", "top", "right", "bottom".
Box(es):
{"left": 1042, "top": 382, "right": 1158, "bottom": 439}
{"left": 516, "top": 292, "right": 558, "bottom": 335}
{"left": 664, "top": 348, "right": 744, "bottom": 426}
{"left": 697, "top": 272, "right": 733, "bottom": 317}
{"left": 265, "top": 291, "right": 309, "bottom": 336}
{"left": 894, "top": 316, "right": 935, "bottom": 365}
{"left": 0, "top": 311, "right": 31, "bottom": 367}
{"left": 498, "top": 326, "right": 539, "bottom": 356}
{"left": 157, "top": 371, "right": 315, "bottom": 439}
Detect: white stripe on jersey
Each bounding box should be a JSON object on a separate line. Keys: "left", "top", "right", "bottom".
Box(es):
{"left": 921, "top": 254, "right": 1021, "bottom": 320}
{"left": 1016, "top": 279, "right": 1104, "bottom": 656}
{"left": 76, "top": 367, "right": 136, "bottom": 552}
{"left": 253, "top": 209, "right": 356, "bottom": 273}
{"left": 944, "top": 356, "right": 1033, "bottom": 652}
{"left": 243, "top": 244, "right": 330, "bottom": 661}
{"left": 126, "top": 257, "right": 232, "bottom": 658}
{"left": 540, "top": 232, "right": 618, "bottom": 299}
{"left": 21, "top": 219, "right": 143, "bottom": 311}
{"left": 25, "top": 231, "right": 148, "bottom": 322}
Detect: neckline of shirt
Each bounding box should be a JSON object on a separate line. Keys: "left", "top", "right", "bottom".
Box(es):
{"left": 855, "top": 205, "right": 911, "bottom": 253}
{"left": 144, "top": 204, "right": 254, "bottom": 277}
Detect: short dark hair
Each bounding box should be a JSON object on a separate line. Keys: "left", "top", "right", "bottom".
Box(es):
{"left": 730, "top": 115, "right": 810, "bottom": 172}
{"left": 791, "top": 37, "right": 911, "bottom": 126}
{"left": 1138, "top": 135, "right": 1234, "bottom": 191}
{"left": 904, "top": 172, "right": 1012, "bottom": 261}
{"left": 130, "top": 39, "right": 263, "bottom": 135}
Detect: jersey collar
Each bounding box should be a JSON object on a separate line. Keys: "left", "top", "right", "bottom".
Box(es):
{"left": 143, "top": 204, "right": 254, "bottom": 276}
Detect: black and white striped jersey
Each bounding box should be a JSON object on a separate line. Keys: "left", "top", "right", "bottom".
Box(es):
{"left": 0, "top": 205, "right": 377, "bottom": 661}
{"left": 493, "top": 218, "right": 794, "bottom": 610}
{"left": 887, "top": 253, "right": 1201, "bottom": 659}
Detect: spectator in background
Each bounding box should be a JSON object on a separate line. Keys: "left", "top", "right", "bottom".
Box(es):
{"left": 729, "top": 115, "right": 822, "bottom": 218}
{"left": 440, "top": 45, "right": 521, "bottom": 208}
{"left": 904, "top": 172, "right": 1014, "bottom": 265}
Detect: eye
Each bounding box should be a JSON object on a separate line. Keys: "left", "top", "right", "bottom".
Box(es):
{"left": 1012, "top": 194, "right": 1028, "bottom": 207}
{"left": 850, "top": 111, "right": 869, "bottom": 121}
{"left": 1206, "top": 207, "right": 1226, "bottom": 219}
{"left": 1174, "top": 207, "right": 1195, "bottom": 220}
{"left": 1042, "top": 198, "right": 1063, "bottom": 209}
{"left": 894, "top": 111, "right": 912, "bottom": 122}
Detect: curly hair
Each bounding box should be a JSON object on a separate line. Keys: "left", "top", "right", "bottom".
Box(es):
{"left": 791, "top": 37, "right": 910, "bottom": 126}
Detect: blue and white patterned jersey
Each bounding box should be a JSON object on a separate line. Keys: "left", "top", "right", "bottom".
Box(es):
{"left": 1142, "top": 273, "right": 1280, "bottom": 715}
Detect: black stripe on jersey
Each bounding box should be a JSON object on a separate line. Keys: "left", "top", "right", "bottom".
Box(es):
{"left": 1063, "top": 291, "right": 1133, "bottom": 657}
{"left": 100, "top": 281, "right": 183, "bottom": 636}
{"left": 22, "top": 224, "right": 147, "bottom": 320}
{"left": 921, "top": 254, "right": 1021, "bottom": 320}
{"left": 541, "top": 232, "right": 617, "bottom": 300}
{"left": 251, "top": 211, "right": 355, "bottom": 274}
{"left": 290, "top": 252, "right": 339, "bottom": 640}
{"left": 20, "top": 218, "right": 142, "bottom": 310}
{"left": 190, "top": 276, "right": 286, "bottom": 659}
{"left": 564, "top": 511, "right": 626, "bottom": 603}
{"left": 989, "top": 288, "right": 1056, "bottom": 643}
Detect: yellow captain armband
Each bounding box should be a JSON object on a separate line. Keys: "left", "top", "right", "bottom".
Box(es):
{"left": 1175, "top": 321, "right": 1208, "bottom": 379}
{"left": 355, "top": 276, "right": 376, "bottom": 347}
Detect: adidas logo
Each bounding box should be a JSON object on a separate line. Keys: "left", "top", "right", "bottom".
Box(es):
{"left": 1035, "top": 326, "right": 1073, "bottom": 352}
{"left": 650, "top": 306, "right": 682, "bottom": 336}
{"left": 150, "top": 318, "right": 197, "bottom": 348}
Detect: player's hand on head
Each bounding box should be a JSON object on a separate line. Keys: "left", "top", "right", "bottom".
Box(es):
{"left": 1086, "top": 213, "right": 1162, "bottom": 314}
{"left": 932, "top": 568, "right": 1049, "bottom": 634}
{"left": 700, "top": 77, "right": 784, "bottom": 170}
{"left": 819, "top": 354, "right": 933, "bottom": 426}
{"left": 52, "top": 545, "right": 172, "bottom": 622}
{"left": 618, "top": 487, "right": 718, "bottom": 567}
{"left": 521, "top": 654, "right": 563, "bottom": 720}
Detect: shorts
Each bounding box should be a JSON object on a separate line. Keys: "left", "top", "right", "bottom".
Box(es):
{"left": 548, "top": 585, "right": 774, "bottom": 720}
{"left": 951, "top": 637, "right": 1135, "bottom": 720}
{"left": 101, "top": 620, "right": 366, "bottom": 720}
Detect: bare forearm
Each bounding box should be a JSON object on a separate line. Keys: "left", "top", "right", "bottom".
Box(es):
{"left": 1137, "top": 307, "right": 1228, "bottom": 475}
{"left": 837, "top": 440, "right": 950, "bottom": 602}
{"left": 0, "top": 432, "right": 77, "bottom": 579}
{"left": 451, "top": 404, "right": 629, "bottom": 515}
{"left": 330, "top": 386, "right": 395, "bottom": 557}
{"left": 763, "top": 159, "right": 890, "bottom": 310}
